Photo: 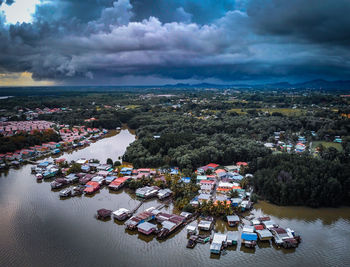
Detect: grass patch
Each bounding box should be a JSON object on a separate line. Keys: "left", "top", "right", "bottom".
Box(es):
{"left": 312, "top": 141, "right": 343, "bottom": 152}
{"left": 125, "top": 105, "right": 140, "bottom": 109}
{"left": 227, "top": 108, "right": 247, "bottom": 115}
{"left": 226, "top": 108, "right": 305, "bottom": 116}
{"left": 258, "top": 108, "right": 306, "bottom": 116}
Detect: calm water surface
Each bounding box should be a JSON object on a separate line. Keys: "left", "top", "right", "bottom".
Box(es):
{"left": 0, "top": 128, "right": 349, "bottom": 267}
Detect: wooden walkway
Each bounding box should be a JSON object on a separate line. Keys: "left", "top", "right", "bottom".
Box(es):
{"left": 130, "top": 197, "right": 171, "bottom": 216}
{"left": 130, "top": 201, "right": 144, "bottom": 214}
{"left": 155, "top": 203, "right": 166, "bottom": 210}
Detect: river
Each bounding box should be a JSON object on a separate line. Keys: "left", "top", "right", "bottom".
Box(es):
{"left": 0, "top": 128, "right": 349, "bottom": 267}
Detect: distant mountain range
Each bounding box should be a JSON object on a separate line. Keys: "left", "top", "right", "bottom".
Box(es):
{"left": 166, "top": 79, "right": 350, "bottom": 90}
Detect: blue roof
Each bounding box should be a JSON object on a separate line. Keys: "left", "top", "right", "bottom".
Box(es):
{"left": 241, "top": 233, "right": 257, "bottom": 241}
{"left": 105, "top": 176, "right": 115, "bottom": 181}
{"left": 181, "top": 177, "right": 191, "bottom": 183}
{"left": 228, "top": 173, "right": 243, "bottom": 180}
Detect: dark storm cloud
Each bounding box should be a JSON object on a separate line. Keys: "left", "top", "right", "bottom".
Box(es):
{"left": 0, "top": 0, "right": 350, "bottom": 84}
{"left": 247, "top": 0, "right": 350, "bottom": 46}
{"left": 33, "top": 0, "right": 115, "bottom": 23}
{"left": 0, "top": 0, "right": 14, "bottom": 6}
{"left": 131, "top": 0, "right": 236, "bottom": 24}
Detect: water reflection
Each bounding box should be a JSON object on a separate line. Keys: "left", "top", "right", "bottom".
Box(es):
{"left": 239, "top": 246, "right": 256, "bottom": 254}
{"left": 254, "top": 201, "right": 350, "bottom": 225}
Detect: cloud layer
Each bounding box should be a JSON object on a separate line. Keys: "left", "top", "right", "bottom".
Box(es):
{"left": 0, "top": 0, "right": 350, "bottom": 85}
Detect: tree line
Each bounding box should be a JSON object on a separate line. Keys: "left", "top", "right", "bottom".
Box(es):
{"left": 250, "top": 153, "right": 350, "bottom": 207}
{"left": 0, "top": 129, "right": 61, "bottom": 153}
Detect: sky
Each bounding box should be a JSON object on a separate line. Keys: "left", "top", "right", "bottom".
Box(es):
{"left": 0, "top": 0, "right": 349, "bottom": 86}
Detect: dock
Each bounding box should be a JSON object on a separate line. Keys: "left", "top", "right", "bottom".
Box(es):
{"left": 155, "top": 203, "right": 166, "bottom": 210}
{"left": 130, "top": 200, "right": 144, "bottom": 215}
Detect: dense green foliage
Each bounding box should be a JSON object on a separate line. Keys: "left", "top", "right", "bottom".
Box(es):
{"left": 251, "top": 153, "right": 350, "bottom": 207}
{"left": 0, "top": 129, "right": 60, "bottom": 153}
{"left": 67, "top": 163, "right": 82, "bottom": 174}
{"left": 124, "top": 132, "right": 270, "bottom": 169}
{"left": 39, "top": 110, "right": 125, "bottom": 129}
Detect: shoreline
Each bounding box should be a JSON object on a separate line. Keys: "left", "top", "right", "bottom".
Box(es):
{"left": 0, "top": 128, "right": 123, "bottom": 172}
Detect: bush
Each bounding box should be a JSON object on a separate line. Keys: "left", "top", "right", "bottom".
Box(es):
{"left": 113, "top": 161, "right": 121, "bottom": 167}
{"left": 250, "top": 193, "right": 258, "bottom": 203}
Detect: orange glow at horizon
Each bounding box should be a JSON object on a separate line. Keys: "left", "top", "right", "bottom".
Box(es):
{"left": 0, "top": 72, "right": 55, "bottom": 87}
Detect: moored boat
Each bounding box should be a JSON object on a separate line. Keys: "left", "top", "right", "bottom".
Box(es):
{"left": 59, "top": 188, "right": 72, "bottom": 197}
{"left": 36, "top": 173, "right": 43, "bottom": 180}
{"left": 186, "top": 235, "right": 197, "bottom": 248}
{"left": 71, "top": 185, "right": 85, "bottom": 196}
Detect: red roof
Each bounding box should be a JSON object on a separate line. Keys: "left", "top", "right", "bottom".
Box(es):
{"left": 84, "top": 181, "right": 100, "bottom": 192}
{"left": 200, "top": 180, "right": 215, "bottom": 184}
{"left": 138, "top": 168, "right": 151, "bottom": 172}
{"left": 216, "top": 188, "right": 231, "bottom": 192}
{"left": 207, "top": 163, "right": 219, "bottom": 168}
{"left": 214, "top": 200, "right": 231, "bottom": 206}
{"left": 110, "top": 177, "right": 129, "bottom": 186}
{"left": 216, "top": 186, "right": 241, "bottom": 192}
{"left": 236, "top": 162, "right": 248, "bottom": 166}
{"left": 86, "top": 181, "right": 99, "bottom": 187}
{"left": 254, "top": 225, "right": 264, "bottom": 230}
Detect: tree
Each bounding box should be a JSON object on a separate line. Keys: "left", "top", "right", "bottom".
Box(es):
{"left": 113, "top": 160, "right": 121, "bottom": 167}
{"left": 106, "top": 158, "right": 113, "bottom": 165}
{"left": 229, "top": 190, "right": 239, "bottom": 198}
{"left": 251, "top": 193, "right": 258, "bottom": 203}
{"left": 68, "top": 163, "right": 81, "bottom": 174}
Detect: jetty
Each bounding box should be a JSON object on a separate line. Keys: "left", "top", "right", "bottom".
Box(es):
{"left": 130, "top": 200, "right": 144, "bottom": 215}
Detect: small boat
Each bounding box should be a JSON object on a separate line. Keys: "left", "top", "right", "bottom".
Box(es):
{"left": 197, "top": 234, "right": 210, "bottom": 244}
{"left": 71, "top": 185, "right": 85, "bottom": 196}
{"left": 12, "top": 161, "right": 20, "bottom": 166}
{"left": 36, "top": 173, "right": 43, "bottom": 180}
{"left": 157, "top": 228, "right": 170, "bottom": 239}
{"left": 287, "top": 228, "right": 302, "bottom": 243}
{"left": 186, "top": 235, "right": 197, "bottom": 248}
{"left": 59, "top": 188, "right": 72, "bottom": 197}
